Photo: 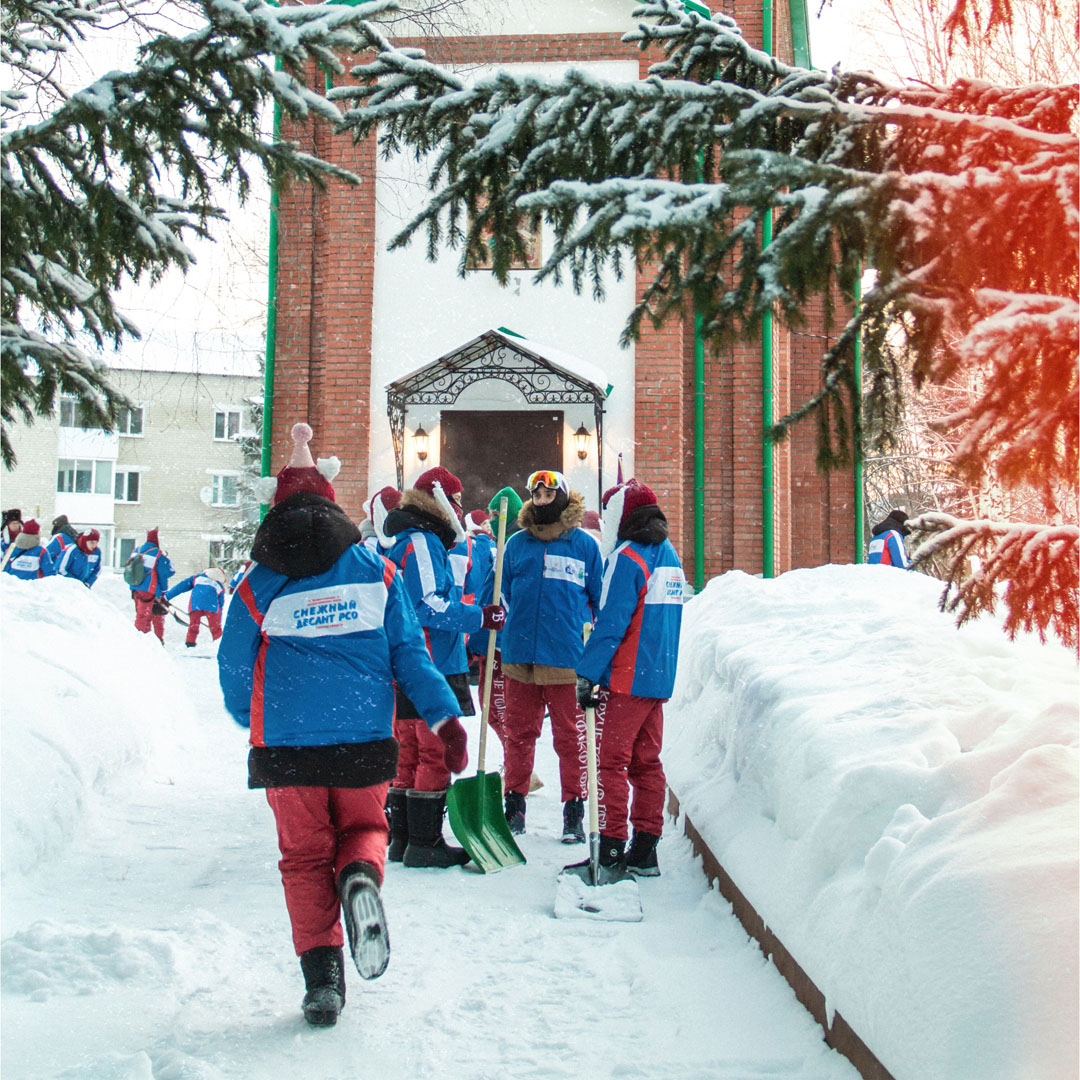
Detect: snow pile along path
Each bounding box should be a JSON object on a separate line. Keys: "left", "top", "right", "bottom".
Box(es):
{"left": 664, "top": 564, "right": 1080, "bottom": 1080}
{"left": 1, "top": 577, "right": 859, "bottom": 1080}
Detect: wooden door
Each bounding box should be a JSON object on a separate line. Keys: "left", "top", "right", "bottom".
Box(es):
{"left": 440, "top": 410, "right": 563, "bottom": 513}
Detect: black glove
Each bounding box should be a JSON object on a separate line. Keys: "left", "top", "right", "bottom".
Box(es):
{"left": 576, "top": 676, "right": 599, "bottom": 710}
{"left": 151, "top": 596, "right": 170, "bottom": 615}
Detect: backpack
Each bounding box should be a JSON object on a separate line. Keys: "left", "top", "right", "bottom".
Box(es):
{"left": 123, "top": 550, "right": 147, "bottom": 587}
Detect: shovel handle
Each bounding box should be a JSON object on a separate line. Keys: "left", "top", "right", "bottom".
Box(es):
{"left": 582, "top": 624, "right": 601, "bottom": 886}
{"left": 476, "top": 496, "right": 509, "bottom": 776}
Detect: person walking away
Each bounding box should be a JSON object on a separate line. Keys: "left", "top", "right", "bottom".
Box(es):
{"left": 382, "top": 466, "right": 505, "bottom": 868}
{"left": 3, "top": 519, "right": 55, "bottom": 579}
{"left": 867, "top": 509, "right": 912, "bottom": 568}
{"left": 219, "top": 422, "right": 468, "bottom": 1027}
{"left": 167, "top": 566, "right": 227, "bottom": 647}
{"left": 360, "top": 487, "right": 402, "bottom": 556}
{"left": 576, "top": 479, "right": 686, "bottom": 878}
{"left": 496, "top": 470, "right": 603, "bottom": 843}
{"left": 56, "top": 529, "right": 102, "bottom": 587}
{"left": 128, "top": 527, "right": 174, "bottom": 644}
{"left": 45, "top": 514, "right": 80, "bottom": 564}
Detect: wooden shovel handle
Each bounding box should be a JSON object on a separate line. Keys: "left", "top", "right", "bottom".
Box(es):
{"left": 476, "top": 496, "right": 509, "bottom": 775}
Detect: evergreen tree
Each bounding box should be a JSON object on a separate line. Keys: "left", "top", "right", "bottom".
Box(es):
{"left": 1, "top": 0, "right": 397, "bottom": 468}
{"left": 333, "top": 0, "right": 1078, "bottom": 648}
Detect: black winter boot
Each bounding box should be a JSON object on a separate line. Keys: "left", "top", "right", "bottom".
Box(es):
{"left": 504, "top": 790, "right": 526, "bottom": 835}
{"left": 299, "top": 945, "right": 346, "bottom": 1027}
{"left": 386, "top": 788, "right": 409, "bottom": 863}
{"left": 402, "top": 790, "right": 470, "bottom": 869}
{"left": 597, "top": 833, "right": 630, "bottom": 883}
{"left": 624, "top": 831, "right": 661, "bottom": 877}
{"left": 337, "top": 861, "right": 390, "bottom": 979}
{"left": 561, "top": 797, "right": 585, "bottom": 844}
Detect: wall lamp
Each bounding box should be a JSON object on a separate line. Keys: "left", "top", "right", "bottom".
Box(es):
{"left": 574, "top": 422, "right": 591, "bottom": 461}
{"left": 414, "top": 424, "right": 429, "bottom": 461}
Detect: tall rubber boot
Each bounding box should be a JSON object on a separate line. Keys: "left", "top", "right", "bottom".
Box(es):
{"left": 402, "top": 789, "right": 470, "bottom": 869}
{"left": 337, "top": 861, "right": 390, "bottom": 979}
{"left": 299, "top": 945, "right": 346, "bottom": 1027}
{"left": 386, "top": 787, "right": 409, "bottom": 863}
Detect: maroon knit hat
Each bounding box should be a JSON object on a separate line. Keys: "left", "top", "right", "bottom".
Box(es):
{"left": 415, "top": 466, "right": 463, "bottom": 498}
{"left": 581, "top": 510, "right": 602, "bottom": 532}
{"left": 365, "top": 486, "right": 402, "bottom": 548}
{"left": 22, "top": 518, "right": 40, "bottom": 536}
{"left": 146, "top": 527, "right": 159, "bottom": 546}
{"left": 465, "top": 509, "right": 492, "bottom": 535}
{"left": 77, "top": 529, "right": 100, "bottom": 553}
{"left": 263, "top": 423, "right": 340, "bottom": 505}
{"left": 602, "top": 479, "right": 658, "bottom": 528}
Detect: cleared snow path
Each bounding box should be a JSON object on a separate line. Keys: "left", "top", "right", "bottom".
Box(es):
{"left": 3, "top": 629, "right": 859, "bottom": 1080}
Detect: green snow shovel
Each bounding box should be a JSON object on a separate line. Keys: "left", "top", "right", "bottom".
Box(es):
{"left": 446, "top": 497, "right": 526, "bottom": 873}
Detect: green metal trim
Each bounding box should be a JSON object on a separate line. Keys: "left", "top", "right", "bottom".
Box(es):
{"left": 260, "top": 68, "right": 282, "bottom": 522}
{"left": 761, "top": 0, "right": 775, "bottom": 579}
{"left": 788, "top": 0, "right": 812, "bottom": 68}
{"left": 853, "top": 265, "right": 864, "bottom": 562}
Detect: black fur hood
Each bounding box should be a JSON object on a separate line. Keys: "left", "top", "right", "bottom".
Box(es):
{"left": 619, "top": 504, "right": 669, "bottom": 546}
{"left": 251, "top": 493, "right": 362, "bottom": 578}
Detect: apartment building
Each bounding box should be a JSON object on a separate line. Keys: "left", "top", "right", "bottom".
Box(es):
{"left": 1, "top": 334, "right": 262, "bottom": 580}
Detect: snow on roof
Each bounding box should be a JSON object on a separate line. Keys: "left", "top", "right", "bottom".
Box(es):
{"left": 101, "top": 329, "right": 263, "bottom": 379}
{"left": 664, "top": 563, "right": 1079, "bottom": 1080}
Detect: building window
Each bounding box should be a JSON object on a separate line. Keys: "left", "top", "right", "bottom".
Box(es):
{"left": 208, "top": 539, "right": 239, "bottom": 566}
{"left": 59, "top": 395, "right": 99, "bottom": 429}
{"left": 114, "top": 469, "right": 141, "bottom": 503}
{"left": 57, "top": 458, "right": 111, "bottom": 495}
{"left": 118, "top": 405, "right": 144, "bottom": 436}
{"left": 117, "top": 537, "right": 136, "bottom": 568}
{"left": 211, "top": 473, "right": 240, "bottom": 507}
{"left": 214, "top": 408, "right": 242, "bottom": 441}
{"left": 464, "top": 195, "right": 542, "bottom": 272}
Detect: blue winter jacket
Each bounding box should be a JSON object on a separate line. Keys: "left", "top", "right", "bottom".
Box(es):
{"left": 493, "top": 494, "right": 603, "bottom": 670}
{"left": 383, "top": 495, "right": 483, "bottom": 677}
{"left": 579, "top": 516, "right": 686, "bottom": 700}
{"left": 4, "top": 541, "right": 55, "bottom": 580}
{"left": 131, "top": 542, "right": 173, "bottom": 597}
{"left": 219, "top": 544, "right": 459, "bottom": 747}
{"left": 45, "top": 532, "right": 76, "bottom": 563}
{"left": 867, "top": 528, "right": 910, "bottom": 568}
{"left": 167, "top": 573, "right": 225, "bottom": 614}
{"left": 56, "top": 544, "right": 101, "bottom": 587}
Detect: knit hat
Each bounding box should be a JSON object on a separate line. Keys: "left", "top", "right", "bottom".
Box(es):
{"left": 488, "top": 486, "right": 523, "bottom": 523}
{"left": 146, "top": 527, "right": 159, "bottom": 546}
{"left": 365, "top": 486, "right": 402, "bottom": 549}
{"left": 581, "top": 510, "right": 602, "bottom": 536}
{"left": 76, "top": 529, "right": 100, "bottom": 554}
{"left": 22, "top": 519, "right": 40, "bottom": 537}
{"left": 255, "top": 423, "right": 341, "bottom": 505}
{"left": 464, "top": 509, "right": 492, "bottom": 536}
{"left": 600, "top": 479, "right": 658, "bottom": 557}
{"left": 413, "top": 466, "right": 466, "bottom": 544}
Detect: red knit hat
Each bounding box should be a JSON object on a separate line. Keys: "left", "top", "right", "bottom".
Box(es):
{"left": 21, "top": 518, "right": 40, "bottom": 536}
{"left": 146, "top": 527, "right": 159, "bottom": 546}
{"left": 256, "top": 423, "right": 341, "bottom": 505}
{"left": 415, "top": 467, "right": 463, "bottom": 498}
{"left": 600, "top": 479, "right": 658, "bottom": 557}
{"left": 365, "top": 486, "right": 402, "bottom": 548}
{"left": 581, "top": 510, "right": 602, "bottom": 532}
{"left": 77, "top": 529, "right": 100, "bottom": 554}
{"left": 465, "top": 509, "right": 492, "bottom": 536}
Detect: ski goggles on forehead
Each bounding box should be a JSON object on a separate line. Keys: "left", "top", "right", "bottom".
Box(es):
{"left": 527, "top": 470, "right": 565, "bottom": 491}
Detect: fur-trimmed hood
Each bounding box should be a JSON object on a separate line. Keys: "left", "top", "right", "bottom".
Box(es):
{"left": 518, "top": 490, "right": 585, "bottom": 543}
{"left": 383, "top": 489, "right": 462, "bottom": 551}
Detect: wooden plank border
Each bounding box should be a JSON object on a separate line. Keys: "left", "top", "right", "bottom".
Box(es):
{"left": 667, "top": 791, "right": 896, "bottom": 1080}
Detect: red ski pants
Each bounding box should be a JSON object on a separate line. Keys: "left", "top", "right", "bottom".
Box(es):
{"left": 503, "top": 678, "right": 586, "bottom": 802}
{"left": 476, "top": 652, "right": 507, "bottom": 747}
{"left": 266, "top": 783, "right": 389, "bottom": 956}
{"left": 391, "top": 716, "right": 449, "bottom": 792}
{"left": 132, "top": 594, "right": 164, "bottom": 641}
{"left": 595, "top": 689, "right": 667, "bottom": 841}
{"left": 186, "top": 609, "right": 222, "bottom": 646}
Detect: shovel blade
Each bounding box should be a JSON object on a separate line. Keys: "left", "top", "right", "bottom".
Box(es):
{"left": 446, "top": 771, "right": 526, "bottom": 874}
{"left": 553, "top": 871, "right": 643, "bottom": 922}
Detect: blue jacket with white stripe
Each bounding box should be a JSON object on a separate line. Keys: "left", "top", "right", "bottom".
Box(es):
{"left": 219, "top": 497, "right": 459, "bottom": 760}
{"left": 383, "top": 493, "right": 483, "bottom": 677}
{"left": 167, "top": 573, "right": 225, "bottom": 613}
{"left": 493, "top": 493, "right": 603, "bottom": 671}
{"left": 4, "top": 540, "right": 54, "bottom": 580}
{"left": 578, "top": 508, "right": 686, "bottom": 700}
{"left": 56, "top": 543, "right": 101, "bottom": 587}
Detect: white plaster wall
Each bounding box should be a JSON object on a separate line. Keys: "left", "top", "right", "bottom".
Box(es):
{"left": 369, "top": 58, "right": 641, "bottom": 510}
{"left": 383, "top": 0, "right": 640, "bottom": 37}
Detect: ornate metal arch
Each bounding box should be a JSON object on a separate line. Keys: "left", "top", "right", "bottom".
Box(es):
{"left": 387, "top": 330, "right": 606, "bottom": 504}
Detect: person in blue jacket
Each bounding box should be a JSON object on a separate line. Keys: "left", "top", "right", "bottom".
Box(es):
{"left": 382, "top": 466, "right": 505, "bottom": 868}
{"left": 867, "top": 509, "right": 912, "bottom": 568}
{"left": 129, "top": 527, "right": 174, "bottom": 644}
{"left": 56, "top": 529, "right": 102, "bottom": 587}
{"left": 167, "top": 566, "right": 227, "bottom": 647}
{"left": 495, "top": 469, "right": 603, "bottom": 843}
{"left": 576, "top": 479, "right": 686, "bottom": 879}
{"left": 3, "top": 519, "right": 55, "bottom": 579}
{"left": 1, "top": 509, "right": 23, "bottom": 560}
{"left": 218, "top": 422, "right": 469, "bottom": 1029}
{"left": 45, "top": 514, "right": 79, "bottom": 564}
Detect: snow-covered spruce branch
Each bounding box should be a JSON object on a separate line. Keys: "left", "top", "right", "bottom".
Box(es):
{"left": 912, "top": 513, "right": 1080, "bottom": 651}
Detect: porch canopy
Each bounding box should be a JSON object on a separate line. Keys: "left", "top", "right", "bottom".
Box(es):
{"left": 386, "top": 328, "right": 609, "bottom": 504}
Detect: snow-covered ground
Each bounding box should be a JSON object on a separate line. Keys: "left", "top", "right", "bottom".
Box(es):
{"left": 2, "top": 573, "right": 859, "bottom": 1080}
{"left": 665, "top": 565, "right": 1079, "bottom": 1080}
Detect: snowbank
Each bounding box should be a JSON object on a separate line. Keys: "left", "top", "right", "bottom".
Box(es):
{"left": 0, "top": 575, "right": 197, "bottom": 878}
{"left": 664, "top": 564, "right": 1079, "bottom": 1080}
